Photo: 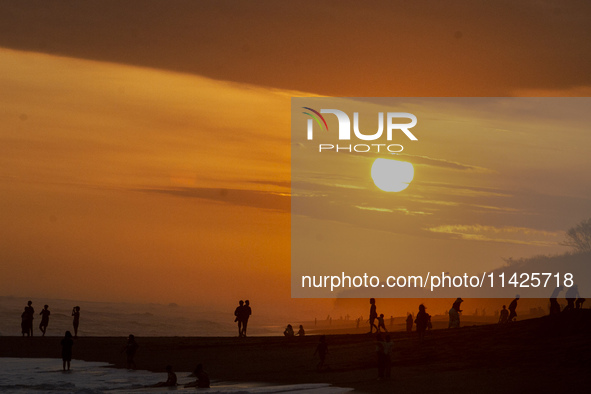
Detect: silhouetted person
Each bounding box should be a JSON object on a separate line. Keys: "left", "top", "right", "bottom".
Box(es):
{"left": 377, "top": 313, "right": 388, "bottom": 333}
{"left": 564, "top": 285, "right": 579, "bottom": 312}
{"left": 123, "top": 334, "right": 139, "bottom": 369}
{"left": 284, "top": 324, "right": 294, "bottom": 337}
{"left": 297, "top": 325, "right": 305, "bottom": 336}
{"left": 234, "top": 300, "right": 244, "bottom": 337}
{"left": 549, "top": 285, "right": 564, "bottom": 315}
{"left": 376, "top": 333, "right": 393, "bottom": 379}
{"left": 576, "top": 297, "right": 586, "bottom": 309}
{"left": 185, "top": 364, "right": 210, "bottom": 388}
{"left": 406, "top": 314, "right": 413, "bottom": 333}
{"left": 449, "top": 298, "right": 463, "bottom": 328}
{"left": 508, "top": 295, "right": 520, "bottom": 322}
{"left": 415, "top": 304, "right": 429, "bottom": 340}
{"left": 152, "top": 365, "right": 177, "bottom": 387}
{"left": 368, "top": 298, "right": 378, "bottom": 334}
{"left": 242, "top": 300, "right": 252, "bottom": 337}
{"left": 72, "top": 306, "right": 80, "bottom": 337}
{"left": 499, "top": 305, "right": 509, "bottom": 324}
{"left": 25, "top": 301, "right": 34, "bottom": 336}
{"left": 356, "top": 317, "right": 360, "bottom": 329}
{"left": 39, "top": 305, "right": 50, "bottom": 336}
{"left": 314, "top": 335, "right": 328, "bottom": 371}
{"left": 61, "top": 331, "right": 74, "bottom": 371}
{"left": 21, "top": 307, "right": 30, "bottom": 337}
{"left": 390, "top": 315, "right": 394, "bottom": 327}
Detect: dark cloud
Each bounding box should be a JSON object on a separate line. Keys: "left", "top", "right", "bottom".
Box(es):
{"left": 139, "top": 186, "right": 289, "bottom": 213}
{"left": 1, "top": 1, "right": 590, "bottom": 96}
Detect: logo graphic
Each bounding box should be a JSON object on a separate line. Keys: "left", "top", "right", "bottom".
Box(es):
{"left": 302, "top": 107, "right": 329, "bottom": 140}
{"left": 303, "top": 108, "right": 418, "bottom": 154}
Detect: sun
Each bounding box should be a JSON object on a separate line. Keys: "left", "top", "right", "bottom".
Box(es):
{"left": 371, "top": 158, "right": 414, "bottom": 192}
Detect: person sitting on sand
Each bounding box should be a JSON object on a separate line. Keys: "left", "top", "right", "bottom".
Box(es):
{"left": 185, "top": 364, "right": 210, "bottom": 388}
{"left": 152, "top": 365, "right": 177, "bottom": 387}
{"left": 377, "top": 313, "right": 388, "bottom": 333}
{"left": 406, "top": 314, "right": 413, "bottom": 333}
{"left": 508, "top": 295, "right": 519, "bottom": 322}
{"left": 314, "top": 335, "right": 329, "bottom": 371}
{"left": 39, "top": 305, "right": 50, "bottom": 336}
{"left": 284, "top": 324, "right": 294, "bottom": 337}
{"left": 297, "top": 325, "right": 305, "bottom": 336}
{"left": 123, "top": 334, "right": 139, "bottom": 369}
{"left": 499, "top": 305, "right": 509, "bottom": 324}
{"left": 61, "top": 331, "right": 74, "bottom": 371}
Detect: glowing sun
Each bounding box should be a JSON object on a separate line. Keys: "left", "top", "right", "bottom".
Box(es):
{"left": 371, "top": 158, "right": 414, "bottom": 192}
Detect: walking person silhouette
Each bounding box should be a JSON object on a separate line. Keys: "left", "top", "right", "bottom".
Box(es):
{"left": 368, "top": 298, "right": 378, "bottom": 334}
{"left": 508, "top": 295, "right": 519, "bottom": 322}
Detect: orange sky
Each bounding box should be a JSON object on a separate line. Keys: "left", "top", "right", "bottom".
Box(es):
{"left": 1, "top": 1, "right": 591, "bottom": 319}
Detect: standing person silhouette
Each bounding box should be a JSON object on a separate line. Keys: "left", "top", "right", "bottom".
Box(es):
{"left": 313, "top": 335, "right": 329, "bottom": 371}
{"left": 72, "top": 306, "right": 80, "bottom": 338}
{"left": 61, "top": 331, "right": 74, "bottom": 371}
{"left": 498, "top": 305, "right": 509, "bottom": 323}
{"left": 25, "top": 301, "right": 35, "bottom": 336}
{"left": 449, "top": 298, "right": 463, "bottom": 328}
{"left": 508, "top": 295, "right": 519, "bottom": 322}
{"left": 242, "top": 300, "right": 252, "bottom": 337}
{"left": 39, "top": 305, "right": 50, "bottom": 336}
{"left": 564, "top": 285, "right": 579, "bottom": 312}
{"left": 234, "top": 300, "right": 244, "bottom": 337}
{"left": 406, "top": 314, "right": 413, "bottom": 333}
{"left": 368, "top": 298, "right": 378, "bottom": 334}
{"left": 415, "top": 304, "right": 429, "bottom": 340}
{"left": 377, "top": 314, "right": 388, "bottom": 333}
{"left": 21, "top": 307, "right": 30, "bottom": 336}
{"left": 549, "top": 286, "right": 564, "bottom": 315}
{"left": 123, "top": 334, "right": 139, "bottom": 369}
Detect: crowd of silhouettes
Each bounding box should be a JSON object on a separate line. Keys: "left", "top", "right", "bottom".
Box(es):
{"left": 19, "top": 301, "right": 80, "bottom": 338}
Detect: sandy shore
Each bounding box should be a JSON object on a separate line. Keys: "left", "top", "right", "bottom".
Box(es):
{"left": 1, "top": 310, "right": 590, "bottom": 393}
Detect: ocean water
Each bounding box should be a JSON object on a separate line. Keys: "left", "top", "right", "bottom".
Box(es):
{"left": 0, "top": 358, "right": 353, "bottom": 393}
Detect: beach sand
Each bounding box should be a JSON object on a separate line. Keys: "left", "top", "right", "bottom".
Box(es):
{"left": 1, "top": 310, "right": 589, "bottom": 393}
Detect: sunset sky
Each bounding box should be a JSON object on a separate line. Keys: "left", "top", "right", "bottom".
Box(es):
{"left": 1, "top": 1, "right": 590, "bottom": 319}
